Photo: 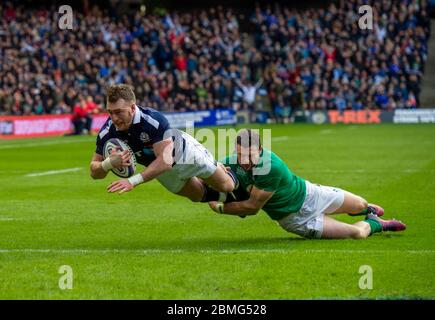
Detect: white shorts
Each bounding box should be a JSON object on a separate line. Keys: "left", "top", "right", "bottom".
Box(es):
{"left": 156, "top": 132, "right": 217, "bottom": 193}
{"left": 278, "top": 180, "right": 345, "bottom": 239}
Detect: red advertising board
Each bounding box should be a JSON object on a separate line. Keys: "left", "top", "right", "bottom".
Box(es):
{"left": 0, "top": 114, "right": 109, "bottom": 139}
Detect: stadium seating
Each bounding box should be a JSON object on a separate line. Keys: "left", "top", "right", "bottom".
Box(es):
{"left": 0, "top": 0, "right": 431, "bottom": 117}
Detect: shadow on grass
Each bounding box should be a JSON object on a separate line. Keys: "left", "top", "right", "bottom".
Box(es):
{"left": 101, "top": 232, "right": 411, "bottom": 252}
{"left": 5, "top": 229, "right": 409, "bottom": 252}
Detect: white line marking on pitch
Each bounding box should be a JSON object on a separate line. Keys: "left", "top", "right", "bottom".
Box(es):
{"left": 26, "top": 167, "right": 83, "bottom": 177}
{"left": 272, "top": 136, "right": 332, "bottom": 142}
{"left": 272, "top": 136, "right": 289, "bottom": 142}
{"left": 0, "top": 138, "right": 95, "bottom": 150}
{"left": 0, "top": 248, "right": 433, "bottom": 254}
{"left": 320, "top": 129, "right": 332, "bottom": 134}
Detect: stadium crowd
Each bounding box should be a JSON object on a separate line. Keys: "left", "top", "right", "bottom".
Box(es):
{"left": 0, "top": 0, "right": 431, "bottom": 119}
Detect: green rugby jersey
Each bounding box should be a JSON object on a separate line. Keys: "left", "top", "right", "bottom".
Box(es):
{"left": 223, "top": 148, "right": 306, "bottom": 220}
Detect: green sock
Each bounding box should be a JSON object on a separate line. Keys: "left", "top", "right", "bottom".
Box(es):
{"left": 359, "top": 207, "right": 369, "bottom": 214}
{"left": 365, "top": 218, "right": 382, "bottom": 235}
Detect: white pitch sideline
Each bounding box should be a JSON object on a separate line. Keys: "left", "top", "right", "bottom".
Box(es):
{"left": 26, "top": 167, "right": 82, "bottom": 177}
{"left": 0, "top": 248, "right": 433, "bottom": 255}
{"left": 0, "top": 137, "right": 95, "bottom": 149}
{"left": 271, "top": 136, "right": 289, "bottom": 142}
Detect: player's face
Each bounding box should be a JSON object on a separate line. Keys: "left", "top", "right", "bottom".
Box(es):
{"left": 107, "top": 99, "right": 135, "bottom": 131}
{"left": 236, "top": 144, "right": 262, "bottom": 171}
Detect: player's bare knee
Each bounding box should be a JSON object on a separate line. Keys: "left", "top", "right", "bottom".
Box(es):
{"left": 357, "top": 198, "right": 368, "bottom": 212}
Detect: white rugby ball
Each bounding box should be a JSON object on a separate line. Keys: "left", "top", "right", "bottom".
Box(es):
{"left": 103, "top": 138, "right": 137, "bottom": 178}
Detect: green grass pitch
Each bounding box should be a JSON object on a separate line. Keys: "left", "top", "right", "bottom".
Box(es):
{"left": 0, "top": 124, "right": 434, "bottom": 299}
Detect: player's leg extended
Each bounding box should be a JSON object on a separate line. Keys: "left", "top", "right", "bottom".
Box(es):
{"left": 321, "top": 216, "right": 372, "bottom": 239}
{"left": 176, "top": 177, "right": 206, "bottom": 202}
{"left": 202, "top": 163, "right": 238, "bottom": 193}
{"left": 331, "top": 190, "right": 368, "bottom": 214}
{"left": 180, "top": 133, "right": 237, "bottom": 193}
{"left": 321, "top": 213, "right": 405, "bottom": 239}
{"left": 277, "top": 181, "right": 400, "bottom": 239}
{"left": 329, "top": 190, "right": 384, "bottom": 216}
{"left": 176, "top": 177, "right": 228, "bottom": 203}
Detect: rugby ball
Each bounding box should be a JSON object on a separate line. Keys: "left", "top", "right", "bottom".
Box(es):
{"left": 103, "top": 138, "right": 137, "bottom": 178}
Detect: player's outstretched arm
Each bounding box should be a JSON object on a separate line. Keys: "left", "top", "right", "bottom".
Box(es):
{"left": 107, "top": 138, "right": 174, "bottom": 193}
{"left": 130, "top": 138, "right": 173, "bottom": 184}
{"left": 209, "top": 187, "right": 274, "bottom": 216}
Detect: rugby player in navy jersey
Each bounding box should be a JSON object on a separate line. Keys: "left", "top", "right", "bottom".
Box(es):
{"left": 90, "top": 84, "right": 237, "bottom": 203}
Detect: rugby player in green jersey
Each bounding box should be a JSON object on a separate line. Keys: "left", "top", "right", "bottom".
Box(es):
{"left": 206, "top": 129, "right": 406, "bottom": 239}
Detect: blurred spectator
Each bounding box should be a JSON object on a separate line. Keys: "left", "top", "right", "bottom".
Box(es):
{"left": 84, "top": 96, "right": 102, "bottom": 134}
{"left": 235, "top": 78, "right": 263, "bottom": 110}
{"left": 71, "top": 97, "right": 88, "bottom": 135}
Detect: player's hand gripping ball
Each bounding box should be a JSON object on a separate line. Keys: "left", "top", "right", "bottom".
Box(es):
{"left": 103, "top": 138, "right": 137, "bottom": 178}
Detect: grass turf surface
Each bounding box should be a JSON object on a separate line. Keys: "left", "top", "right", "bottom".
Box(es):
{"left": 0, "top": 124, "right": 434, "bottom": 299}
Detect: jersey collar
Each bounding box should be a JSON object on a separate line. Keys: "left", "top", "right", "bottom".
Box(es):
{"left": 132, "top": 105, "right": 141, "bottom": 124}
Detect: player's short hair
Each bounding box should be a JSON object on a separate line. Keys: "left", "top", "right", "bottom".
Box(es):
{"left": 236, "top": 129, "right": 262, "bottom": 149}
{"left": 106, "top": 84, "right": 136, "bottom": 104}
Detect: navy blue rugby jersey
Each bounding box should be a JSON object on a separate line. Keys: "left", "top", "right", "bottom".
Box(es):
{"left": 96, "top": 105, "right": 179, "bottom": 166}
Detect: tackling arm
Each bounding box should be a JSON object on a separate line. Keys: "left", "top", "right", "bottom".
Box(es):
{"left": 210, "top": 186, "right": 274, "bottom": 216}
